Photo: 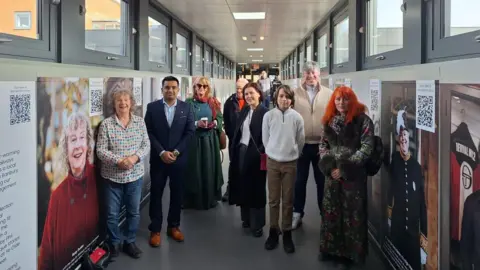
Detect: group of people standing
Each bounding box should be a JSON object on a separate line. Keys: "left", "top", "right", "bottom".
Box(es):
{"left": 93, "top": 60, "right": 375, "bottom": 270}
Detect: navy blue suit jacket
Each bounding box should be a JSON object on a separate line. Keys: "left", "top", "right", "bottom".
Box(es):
{"left": 144, "top": 99, "right": 195, "bottom": 167}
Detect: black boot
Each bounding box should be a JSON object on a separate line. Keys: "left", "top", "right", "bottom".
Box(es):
{"left": 221, "top": 185, "right": 229, "bottom": 202}
{"left": 109, "top": 243, "right": 120, "bottom": 257}
{"left": 282, "top": 230, "right": 295, "bottom": 253}
{"left": 264, "top": 228, "right": 280, "bottom": 250}
{"left": 122, "top": 242, "right": 142, "bottom": 259}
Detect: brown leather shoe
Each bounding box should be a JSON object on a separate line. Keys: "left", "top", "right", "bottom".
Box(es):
{"left": 149, "top": 232, "right": 161, "bottom": 247}
{"left": 167, "top": 227, "right": 184, "bottom": 242}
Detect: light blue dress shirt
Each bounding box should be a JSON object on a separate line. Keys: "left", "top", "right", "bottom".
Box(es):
{"left": 164, "top": 99, "right": 177, "bottom": 127}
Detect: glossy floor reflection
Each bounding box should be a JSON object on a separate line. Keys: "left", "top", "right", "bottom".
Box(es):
{"left": 110, "top": 150, "right": 389, "bottom": 270}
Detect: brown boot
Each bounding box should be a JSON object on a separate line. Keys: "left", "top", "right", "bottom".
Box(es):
{"left": 167, "top": 227, "right": 184, "bottom": 242}
{"left": 149, "top": 232, "right": 161, "bottom": 247}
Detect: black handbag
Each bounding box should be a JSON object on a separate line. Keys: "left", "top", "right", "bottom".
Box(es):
{"left": 81, "top": 243, "right": 112, "bottom": 270}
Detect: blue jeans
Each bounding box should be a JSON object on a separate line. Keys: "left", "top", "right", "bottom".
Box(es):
{"left": 105, "top": 178, "right": 143, "bottom": 245}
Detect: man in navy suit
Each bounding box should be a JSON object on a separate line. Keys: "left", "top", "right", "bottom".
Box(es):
{"left": 144, "top": 76, "right": 195, "bottom": 247}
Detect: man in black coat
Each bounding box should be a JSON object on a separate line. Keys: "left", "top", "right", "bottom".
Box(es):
{"left": 270, "top": 75, "right": 282, "bottom": 105}
{"left": 221, "top": 77, "right": 249, "bottom": 201}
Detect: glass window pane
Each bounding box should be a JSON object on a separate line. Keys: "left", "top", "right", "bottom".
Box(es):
{"left": 306, "top": 45, "right": 312, "bottom": 61}
{"left": 214, "top": 52, "right": 219, "bottom": 75}
{"left": 299, "top": 48, "right": 305, "bottom": 72}
{"left": 334, "top": 17, "right": 349, "bottom": 64}
{"left": 205, "top": 50, "right": 211, "bottom": 73}
{"left": 148, "top": 17, "right": 167, "bottom": 64}
{"left": 85, "top": 0, "right": 127, "bottom": 55}
{"left": 317, "top": 34, "right": 328, "bottom": 68}
{"left": 366, "top": 0, "right": 403, "bottom": 56}
{"left": 1, "top": 1, "right": 38, "bottom": 39}
{"left": 444, "top": 0, "right": 480, "bottom": 37}
{"left": 175, "top": 33, "right": 187, "bottom": 69}
{"left": 195, "top": 44, "right": 202, "bottom": 72}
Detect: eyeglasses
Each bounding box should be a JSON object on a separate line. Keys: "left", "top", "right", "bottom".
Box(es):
{"left": 196, "top": 84, "right": 208, "bottom": 89}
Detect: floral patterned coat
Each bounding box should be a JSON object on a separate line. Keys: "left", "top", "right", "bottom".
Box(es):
{"left": 318, "top": 112, "right": 374, "bottom": 263}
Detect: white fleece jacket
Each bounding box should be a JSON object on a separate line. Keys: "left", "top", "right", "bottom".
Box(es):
{"left": 262, "top": 107, "right": 305, "bottom": 162}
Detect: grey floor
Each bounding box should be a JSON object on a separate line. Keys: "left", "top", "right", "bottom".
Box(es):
{"left": 109, "top": 150, "right": 388, "bottom": 270}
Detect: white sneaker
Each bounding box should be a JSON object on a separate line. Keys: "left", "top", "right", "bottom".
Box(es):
{"left": 292, "top": 212, "right": 302, "bottom": 230}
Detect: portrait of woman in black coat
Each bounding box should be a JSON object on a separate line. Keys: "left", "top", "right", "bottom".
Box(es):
{"left": 228, "top": 82, "right": 269, "bottom": 237}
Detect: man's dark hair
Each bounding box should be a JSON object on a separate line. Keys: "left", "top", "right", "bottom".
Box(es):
{"left": 273, "top": 85, "right": 295, "bottom": 108}
{"left": 162, "top": 76, "right": 179, "bottom": 87}
{"left": 242, "top": 82, "right": 264, "bottom": 103}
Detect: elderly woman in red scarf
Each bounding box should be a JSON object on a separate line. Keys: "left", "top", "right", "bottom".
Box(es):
{"left": 183, "top": 76, "right": 224, "bottom": 210}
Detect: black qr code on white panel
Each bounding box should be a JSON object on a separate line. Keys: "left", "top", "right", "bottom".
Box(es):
{"left": 90, "top": 89, "right": 103, "bottom": 114}
{"left": 370, "top": 89, "right": 379, "bottom": 112}
{"left": 417, "top": 95, "right": 434, "bottom": 128}
{"left": 10, "top": 94, "right": 31, "bottom": 125}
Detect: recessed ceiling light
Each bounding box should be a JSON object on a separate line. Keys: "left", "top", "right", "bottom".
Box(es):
{"left": 238, "top": 63, "right": 247, "bottom": 65}
{"left": 260, "top": 36, "right": 264, "bottom": 40}
{"left": 242, "top": 36, "right": 247, "bottom": 40}
{"left": 249, "top": 55, "right": 252, "bottom": 57}
{"left": 260, "top": 55, "right": 263, "bottom": 57}
{"left": 232, "top": 12, "right": 266, "bottom": 20}
{"left": 252, "top": 59, "right": 263, "bottom": 62}
{"left": 247, "top": 48, "right": 264, "bottom": 51}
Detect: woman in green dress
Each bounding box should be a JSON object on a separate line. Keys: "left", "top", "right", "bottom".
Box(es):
{"left": 183, "top": 76, "right": 224, "bottom": 210}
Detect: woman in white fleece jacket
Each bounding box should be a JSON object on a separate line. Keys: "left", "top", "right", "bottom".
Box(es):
{"left": 262, "top": 85, "right": 305, "bottom": 253}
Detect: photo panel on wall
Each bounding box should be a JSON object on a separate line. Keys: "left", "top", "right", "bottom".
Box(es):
{"left": 444, "top": 84, "right": 480, "bottom": 270}
{"left": 380, "top": 80, "right": 439, "bottom": 270}
{"left": 36, "top": 77, "right": 148, "bottom": 270}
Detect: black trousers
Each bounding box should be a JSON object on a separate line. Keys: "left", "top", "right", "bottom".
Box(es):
{"left": 148, "top": 163, "right": 185, "bottom": 232}
{"left": 293, "top": 143, "right": 325, "bottom": 216}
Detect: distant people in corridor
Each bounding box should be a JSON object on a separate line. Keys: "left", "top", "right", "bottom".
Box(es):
{"left": 145, "top": 76, "right": 195, "bottom": 247}
{"left": 292, "top": 61, "right": 333, "bottom": 229}
{"left": 222, "top": 77, "right": 248, "bottom": 202}
{"left": 183, "top": 76, "right": 224, "bottom": 210}
{"left": 258, "top": 70, "right": 272, "bottom": 108}
{"left": 270, "top": 75, "right": 282, "bottom": 105}
{"left": 318, "top": 86, "right": 374, "bottom": 269}
{"left": 229, "top": 82, "right": 269, "bottom": 237}
{"left": 38, "top": 112, "right": 99, "bottom": 270}
{"left": 262, "top": 85, "right": 305, "bottom": 253}
{"left": 96, "top": 88, "right": 150, "bottom": 258}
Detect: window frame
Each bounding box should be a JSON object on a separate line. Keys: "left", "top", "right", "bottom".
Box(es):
{"left": 204, "top": 43, "right": 213, "bottom": 77}
{"left": 61, "top": 0, "right": 134, "bottom": 68}
{"left": 193, "top": 37, "right": 203, "bottom": 76}
{"left": 426, "top": 0, "right": 480, "bottom": 62}
{"left": 360, "top": 0, "right": 407, "bottom": 70}
{"left": 0, "top": 0, "right": 57, "bottom": 61}
{"left": 172, "top": 21, "right": 190, "bottom": 75}
{"left": 315, "top": 22, "right": 331, "bottom": 74}
{"left": 331, "top": 8, "right": 351, "bottom": 74}
{"left": 146, "top": 7, "right": 171, "bottom": 73}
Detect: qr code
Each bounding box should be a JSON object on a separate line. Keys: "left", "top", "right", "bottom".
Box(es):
{"left": 133, "top": 85, "right": 142, "bottom": 105}
{"left": 10, "top": 94, "right": 31, "bottom": 125}
{"left": 417, "top": 95, "right": 434, "bottom": 128}
{"left": 370, "top": 89, "right": 379, "bottom": 112}
{"left": 90, "top": 89, "right": 103, "bottom": 115}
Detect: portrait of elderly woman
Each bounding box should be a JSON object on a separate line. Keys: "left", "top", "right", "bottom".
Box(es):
{"left": 387, "top": 107, "right": 427, "bottom": 270}
{"left": 38, "top": 112, "right": 99, "bottom": 270}
{"left": 96, "top": 87, "right": 150, "bottom": 259}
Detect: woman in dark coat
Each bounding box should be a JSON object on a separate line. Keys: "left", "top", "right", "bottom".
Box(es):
{"left": 229, "top": 82, "right": 268, "bottom": 237}
{"left": 318, "top": 86, "right": 374, "bottom": 269}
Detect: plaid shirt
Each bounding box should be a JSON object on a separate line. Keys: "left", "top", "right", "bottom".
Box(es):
{"left": 96, "top": 114, "right": 150, "bottom": 183}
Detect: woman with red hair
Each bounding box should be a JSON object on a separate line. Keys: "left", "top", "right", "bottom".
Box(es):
{"left": 183, "top": 76, "right": 224, "bottom": 210}
{"left": 318, "top": 86, "right": 374, "bottom": 269}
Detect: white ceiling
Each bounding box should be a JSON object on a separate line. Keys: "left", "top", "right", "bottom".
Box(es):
{"left": 155, "top": 0, "right": 340, "bottom": 64}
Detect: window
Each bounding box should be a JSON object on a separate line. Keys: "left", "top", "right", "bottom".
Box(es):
{"left": 219, "top": 55, "right": 224, "bottom": 79}
{"left": 175, "top": 33, "right": 187, "bottom": 69}
{"left": 0, "top": 0, "right": 56, "bottom": 60}
{"left": 148, "top": 17, "right": 167, "bottom": 65}
{"left": 14, "top": 12, "right": 32, "bottom": 30}
{"left": 298, "top": 45, "right": 305, "bottom": 77}
{"left": 333, "top": 17, "right": 349, "bottom": 65}
{"left": 426, "top": 0, "right": 480, "bottom": 61}
{"left": 213, "top": 51, "right": 219, "bottom": 78}
{"left": 84, "top": 0, "right": 128, "bottom": 56}
{"left": 306, "top": 44, "right": 312, "bottom": 62}
{"left": 205, "top": 44, "right": 212, "bottom": 76}
{"left": 194, "top": 41, "right": 203, "bottom": 75}
{"left": 317, "top": 34, "right": 328, "bottom": 68}
{"left": 366, "top": 0, "right": 403, "bottom": 56}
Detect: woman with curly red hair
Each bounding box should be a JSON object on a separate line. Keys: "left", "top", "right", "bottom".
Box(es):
{"left": 183, "top": 76, "right": 224, "bottom": 210}
{"left": 317, "top": 86, "right": 374, "bottom": 269}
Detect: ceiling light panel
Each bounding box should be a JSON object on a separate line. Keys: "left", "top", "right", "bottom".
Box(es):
{"left": 247, "top": 48, "right": 264, "bottom": 51}
{"left": 232, "top": 12, "right": 266, "bottom": 20}
{"left": 252, "top": 59, "right": 263, "bottom": 62}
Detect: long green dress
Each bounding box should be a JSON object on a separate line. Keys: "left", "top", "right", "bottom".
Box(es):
{"left": 183, "top": 98, "right": 224, "bottom": 210}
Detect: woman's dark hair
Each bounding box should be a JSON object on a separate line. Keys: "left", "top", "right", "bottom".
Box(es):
{"left": 273, "top": 85, "right": 295, "bottom": 108}
{"left": 242, "top": 82, "right": 264, "bottom": 102}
